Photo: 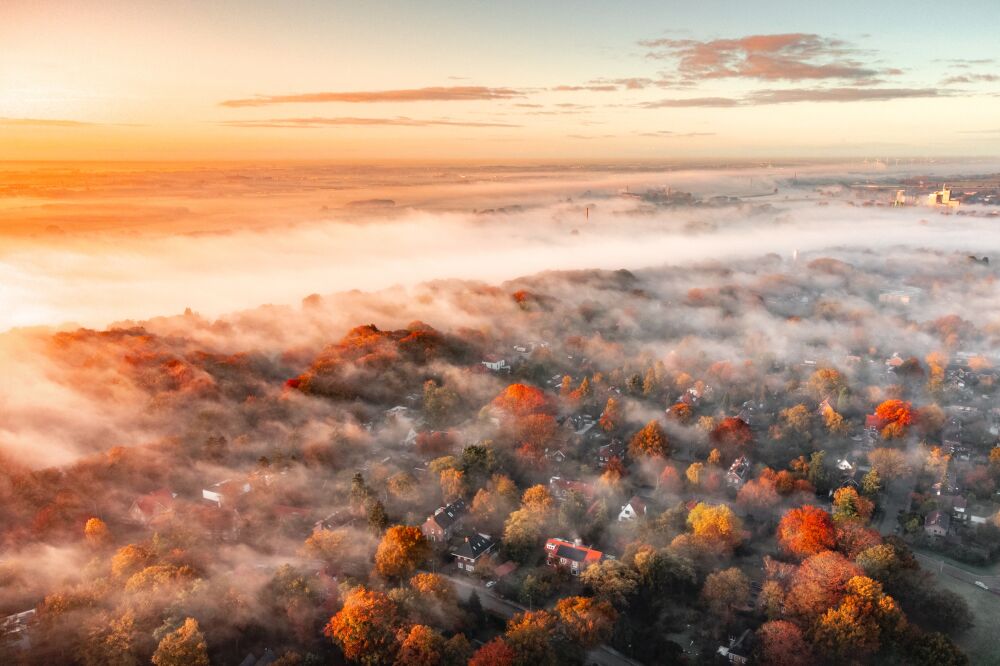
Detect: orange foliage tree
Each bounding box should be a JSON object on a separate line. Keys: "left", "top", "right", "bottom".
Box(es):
{"left": 710, "top": 417, "right": 753, "bottom": 459}
{"left": 687, "top": 502, "right": 744, "bottom": 552}
{"left": 324, "top": 587, "right": 402, "bottom": 664}
{"left": 554, "top": 596, "right": 617, "bottom": 649}
{"left": 505, "top": 610, "right": 558, "bottom": 665}
{"left": 492, "top": 384, "right": 553, "bottom": 417}
{"left": 784, "top": 551, "right": 862, "bottom": 621}
{"left": 375, "top": 525, "right": 430, "bottom": 579}
{"left": 629, "top": 420, "right": 669, "bottom": 459}
{"left": 778, "top": 505, "right": 836, "bottom": 559}
{"left": 396, "top": 624, "right": 445, "bottom": 666}
{"left": 813, "top": 576, "right": 905, "bottom": 659}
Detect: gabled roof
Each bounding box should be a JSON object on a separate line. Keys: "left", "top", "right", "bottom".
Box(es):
{"left": 546, "top": 538, "right": 603, "bottom": 565}
{"left": 623, "top": 495, "right": 647, "bottom": 515}
{"left": 429, "top": 498, "right": 467, "bottom": 530}
{"left": 451, "top": 533, "right": 495, "bottom": 559}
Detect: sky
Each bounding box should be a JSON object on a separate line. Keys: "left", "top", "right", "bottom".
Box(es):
{"left": 1, "top": 0, "right": 999, "bottom": 160}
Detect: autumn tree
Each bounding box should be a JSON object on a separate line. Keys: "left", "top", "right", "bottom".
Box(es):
{"left": 469, "top": 638, "right": 515, "bottom": 666}
{"left": 778, "top": 505, "right": 836, "bottom": 559}
{"left": 755, "top": 620, "right": 812, "bottom": 666}
{"left": 325, "top": 587, "right": 402, "bottom": 665}
{"left": 471, "top": 474, "right": 519, "bottom": 533}
{"left": 493, "top": 384, "right": 553, "bottom": 417}
{"left": 835, "top": 521, "right": 881, "bottom": 559}
{"left": 907, "top": 631, "right": 969, "bottom": 666}
{"left": 580, "top": 559, "right": 639, "bottom": 608}
{"left": 862, "top": 468, "right": 883, "bottom": 497}
{"left": 784, "top": 551, "right": 862, "bottom": 621}
{"left": 685, "top": 462, "right": 703, "bottom": 486}
{"left": 111, "top": 544, "right": 154, "bottom": 579}
{"left": 814, "top": 576, "right": 906, "bottom": 659}
{"left": 396, "top": 624, "right": 445, "bottom": 666}
{"left": 809, "top": 367, "right": 846, "bottom": 400}
{"left": 599, "top": 397, "right": 622, "bottom": 432}
{"left": 375, "top": 525, "right": 430, "bottom": 579}
{"left": 302, "top": 528, "right": 348, "bottom": 566}
{"left": 151, "top": 618, "right": 208, "bottom": 666}
{"left": 702, "top": 567, "right": 750, "bottom": 625}
{"left": 868, "top": 447, "right": 909, "bottom": 480}
{"left": 832, "top": 487, "right": 874, "bottom": 523}
{"left": 780, "top": 404, "right": 812, "bottom": 436}
{"left": 83, "top": 517, "right": 111, "bottom": 548}
{"left": 668, "top": 402, "right": 693, "bottom": 425}
{"left": 505, "top": 610, "right": 559, "bottom": 666}
{"left": 503, "top": 487, "right": 554, "bottom": 564}
{"left": 710, "top": 417, "right": 753, "bottom": 459}
{"left": 554, "top": 596, "right": 616, "bottom": 649}
{"left": 629, "top": 420, "right": 669, "bottom": 459}
{"left": 439, "top": 468, "right": 466, "bottom": 502}
{"left": 687, "top": 502, "right": 744, "bottom": 553}
{"left": 875, "top": 399, "right": 913, "bottom": 439}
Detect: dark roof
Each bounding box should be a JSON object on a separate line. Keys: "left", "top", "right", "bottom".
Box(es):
{"left": 555, "top": 544, "right": 590, "bottom": 563}
{"left": 430, "top": 499, "right": 467, "bottom": 530}
{"left": 451, "top": 533, "right": 495, "bottom": 559}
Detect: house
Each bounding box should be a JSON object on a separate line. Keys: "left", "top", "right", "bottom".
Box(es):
{"left": 128, "top": 488, "right": 176, "bottom": 526}
{"left": 618, "top": 496, "right": 647, "bottom": 522}
{"left": 969, "top": 502, "right": 999, "bottom": 526}
{"left": 549, "top": 476, "right": 596, "bottom": 502}
{"left": 544, "top": 448, "right": 567, "bottom": 464}
{"left": 202, "top": 479, "right": 251, "bottom": 507}
{"left": 481, "top": 356, "right": 510, "bottom": 372}
{"left": 544, "top": 538, "right": 604, "bottom": 575}
{"left": 421, "top": 499, "right": 467, "bottom": 542}
{"left": 1, "top": 609, "right": 35, "bottom": 651}
{"left": 726, "top": 456, "right": 751, "bottom": 488}
{"left": 596, "top": 439, "right": 625, "bottom": 469}
{"left": 451, "top": 533, "right": 496, "bottom": 573}
{"left": 717, "top": 628, "right": 753, "bottom": 665}
{"left": 925, "top": 510, "right": 950, "bottom": 537}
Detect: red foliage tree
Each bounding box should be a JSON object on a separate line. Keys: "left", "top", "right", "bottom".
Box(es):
{"left": 778, "top": 505, "right": 836, "bottom": 559}
{"left": 874, "top": 399, "right": 913, "bottom": 427}
{"left": 784, "top": 551, "right": 862, "bottom": 621}
{"left": 469, "top": 638, "right": 515, "bottom": 666}
{"left": 710, "top": 417, "right": 753, "bottom": 459}
{"left": 756, "top": 620, "right": 812, "bottom": 666}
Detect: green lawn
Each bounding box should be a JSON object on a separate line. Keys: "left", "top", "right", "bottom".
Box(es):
{"left": 930, "top": 571, "right": 1000, "bottom": 665}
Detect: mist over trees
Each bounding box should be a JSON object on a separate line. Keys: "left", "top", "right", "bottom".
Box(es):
{"left": 3, "top": 241, "right": 1000, "bottom": 664}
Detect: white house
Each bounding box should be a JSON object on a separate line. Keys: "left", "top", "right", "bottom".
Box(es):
{"left": 618, "top": 496, "right": 648, "bottom": 522}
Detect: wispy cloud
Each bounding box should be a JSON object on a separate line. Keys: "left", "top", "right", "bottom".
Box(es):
{"left": 221, "top": 116, "right": 520, "bottom": 129}
{"left": 636, "top": 130, "right": 716, "bottom": 138}
{"left": 640, "top": 87, "right": 941, "bottom": 108}
{"left": 641, "top": 33, "right": 892, "bottom": 83}
{"left": 551, "top": 84, "right": 618, "bottom": 92}
{"left": 941, "top": 73, "right": 999, "bottom": 85}
{"left": 220, "top": 86, "right": 524, "bottom": 107}
{"left": 0, "top": 117, "right": 96, "bottom": 128}
{"left": 641, "top": 97, "right": 741, "bottom": 108}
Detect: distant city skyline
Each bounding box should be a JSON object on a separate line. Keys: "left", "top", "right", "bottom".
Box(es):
{"left": 2, "top": 0, "right": 999, "bottom": 160}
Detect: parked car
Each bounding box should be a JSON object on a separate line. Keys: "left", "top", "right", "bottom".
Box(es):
{"left": 975, "top": 581, "right": 989, "bottom": 590}
{"left": 485, "top": 580, "right": 497, "bottom": 589}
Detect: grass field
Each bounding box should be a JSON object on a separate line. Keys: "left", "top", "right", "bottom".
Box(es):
{"left": 930, "top": 570, "right": 1000, "bottom": 665}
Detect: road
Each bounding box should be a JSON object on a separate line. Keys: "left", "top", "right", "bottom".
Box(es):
{"left": 442, "top": 574, "right": 644, "bottom": 666}
{"left": 913, "top": 552, "right": 1000, "bottom": 596}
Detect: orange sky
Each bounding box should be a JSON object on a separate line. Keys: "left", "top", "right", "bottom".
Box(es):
{"left": 1, "top": 1, "right": 999, "bottom": 160}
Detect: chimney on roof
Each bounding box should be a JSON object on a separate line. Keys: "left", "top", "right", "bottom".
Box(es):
{"left": 574, "top": 538, "right": 582, "bottom": 547}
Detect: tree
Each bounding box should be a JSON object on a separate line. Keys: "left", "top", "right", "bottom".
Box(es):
{"left": 396, "top": 624, "right": 445, "bottom": 666}
{"left": 366, "top": 499, "right": 389, "bottom": 534}
{"left": 554, "top": 596, "right": 616, "bottom": 649}
{"left": 375, "top": 525, "right": 430, "bottom": 579}
{"left": 702, "top": 568, "right": 750, "bottom": 624}
{"left": 151, "top": 618, "right": 208, "bottom": 666}
{"left": 835, "top": 521, "right": 881, "bottom": 559}
{"left": 809, "top": 367, "right": 846, "bottom": 399}
{"left": 493, "top": 384, "right": 553, "bottom": 417}
{"left": 580, "top": 559, "right": 639, "bottom": 608}
{"left": 685, "top": 462, "right": 703, "bottom": 486}
{"left": 785, "top": 551, "right": 862, "bottom": 621}
{"left": 505, "top": 610, "right": 558, "bottom": 666}
{"left": 423, "top": 380, "right": 460, "bottom": 428}
{"left": 907, "top": 631, "right": 969, "bottom": 666}
{"left": 111, "top": 543, "right": 154, "bottom": 578}
{"left": 778, "top": 505, "right": 836, "bottom": 559}
{"left": 868, "top": 448, "right": 909, "bottom": 480}
{"left": 710, "top": 417, "right": 753, "bottom": 458}
{"left": 599, "top": 398, "right": 622, "bottom": 432}
{"left": 687, "top": 502, "right": 744, "bottom": 552}
{"left": 82, "top": 610, "right": 140, "bottom": 666}
{"left": 758, "top": 581, "right": 786, "bottom": 620}
{"left": 629, "top": 420, "right": 669, "bottom": 459}
{"left": 862, "top": 468, "right": 883, "bottom": 497}
{"left": 807, "top": 450, "right": 830, "bottom": 493}
{"left": 813, "top": 576, "right": 905, "bottom": 659}
{"left": 780, "top": 404, "right": 812, "bottom": 435}
{"left": 875, "top": 399, "right": 913, "bottom": 428}
{"left": 325, "top": 587, "right": 401, "bottom": 665}
{"left": 668, "top": 402, "right": 692, "bottom": 425}
{"left": 832, "top": 487, "right": 874, "bottom": 523}
{"left": 472, "top": 474, "right": 519, "bottom": 533}
{"left": 83, "top": 517, "right": 111, "bottom": 548}
{"left": 302, "top": 528, "right": 348, "bottom": 565}
{"left": 439, "top": 468, "right": 466, "bottom": 502}
{"left": 469, "top": 638, "right": 515, "bottom": 666}
{"left": 503, "top": 508, "right": 545, "bottom": 563}
{"left": 755, "top": 620, "right": 811, "bottom": 666}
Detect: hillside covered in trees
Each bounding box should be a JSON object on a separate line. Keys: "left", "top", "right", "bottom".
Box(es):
{"left": 2, "top": 246, "right": 999, "bottom": 665}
